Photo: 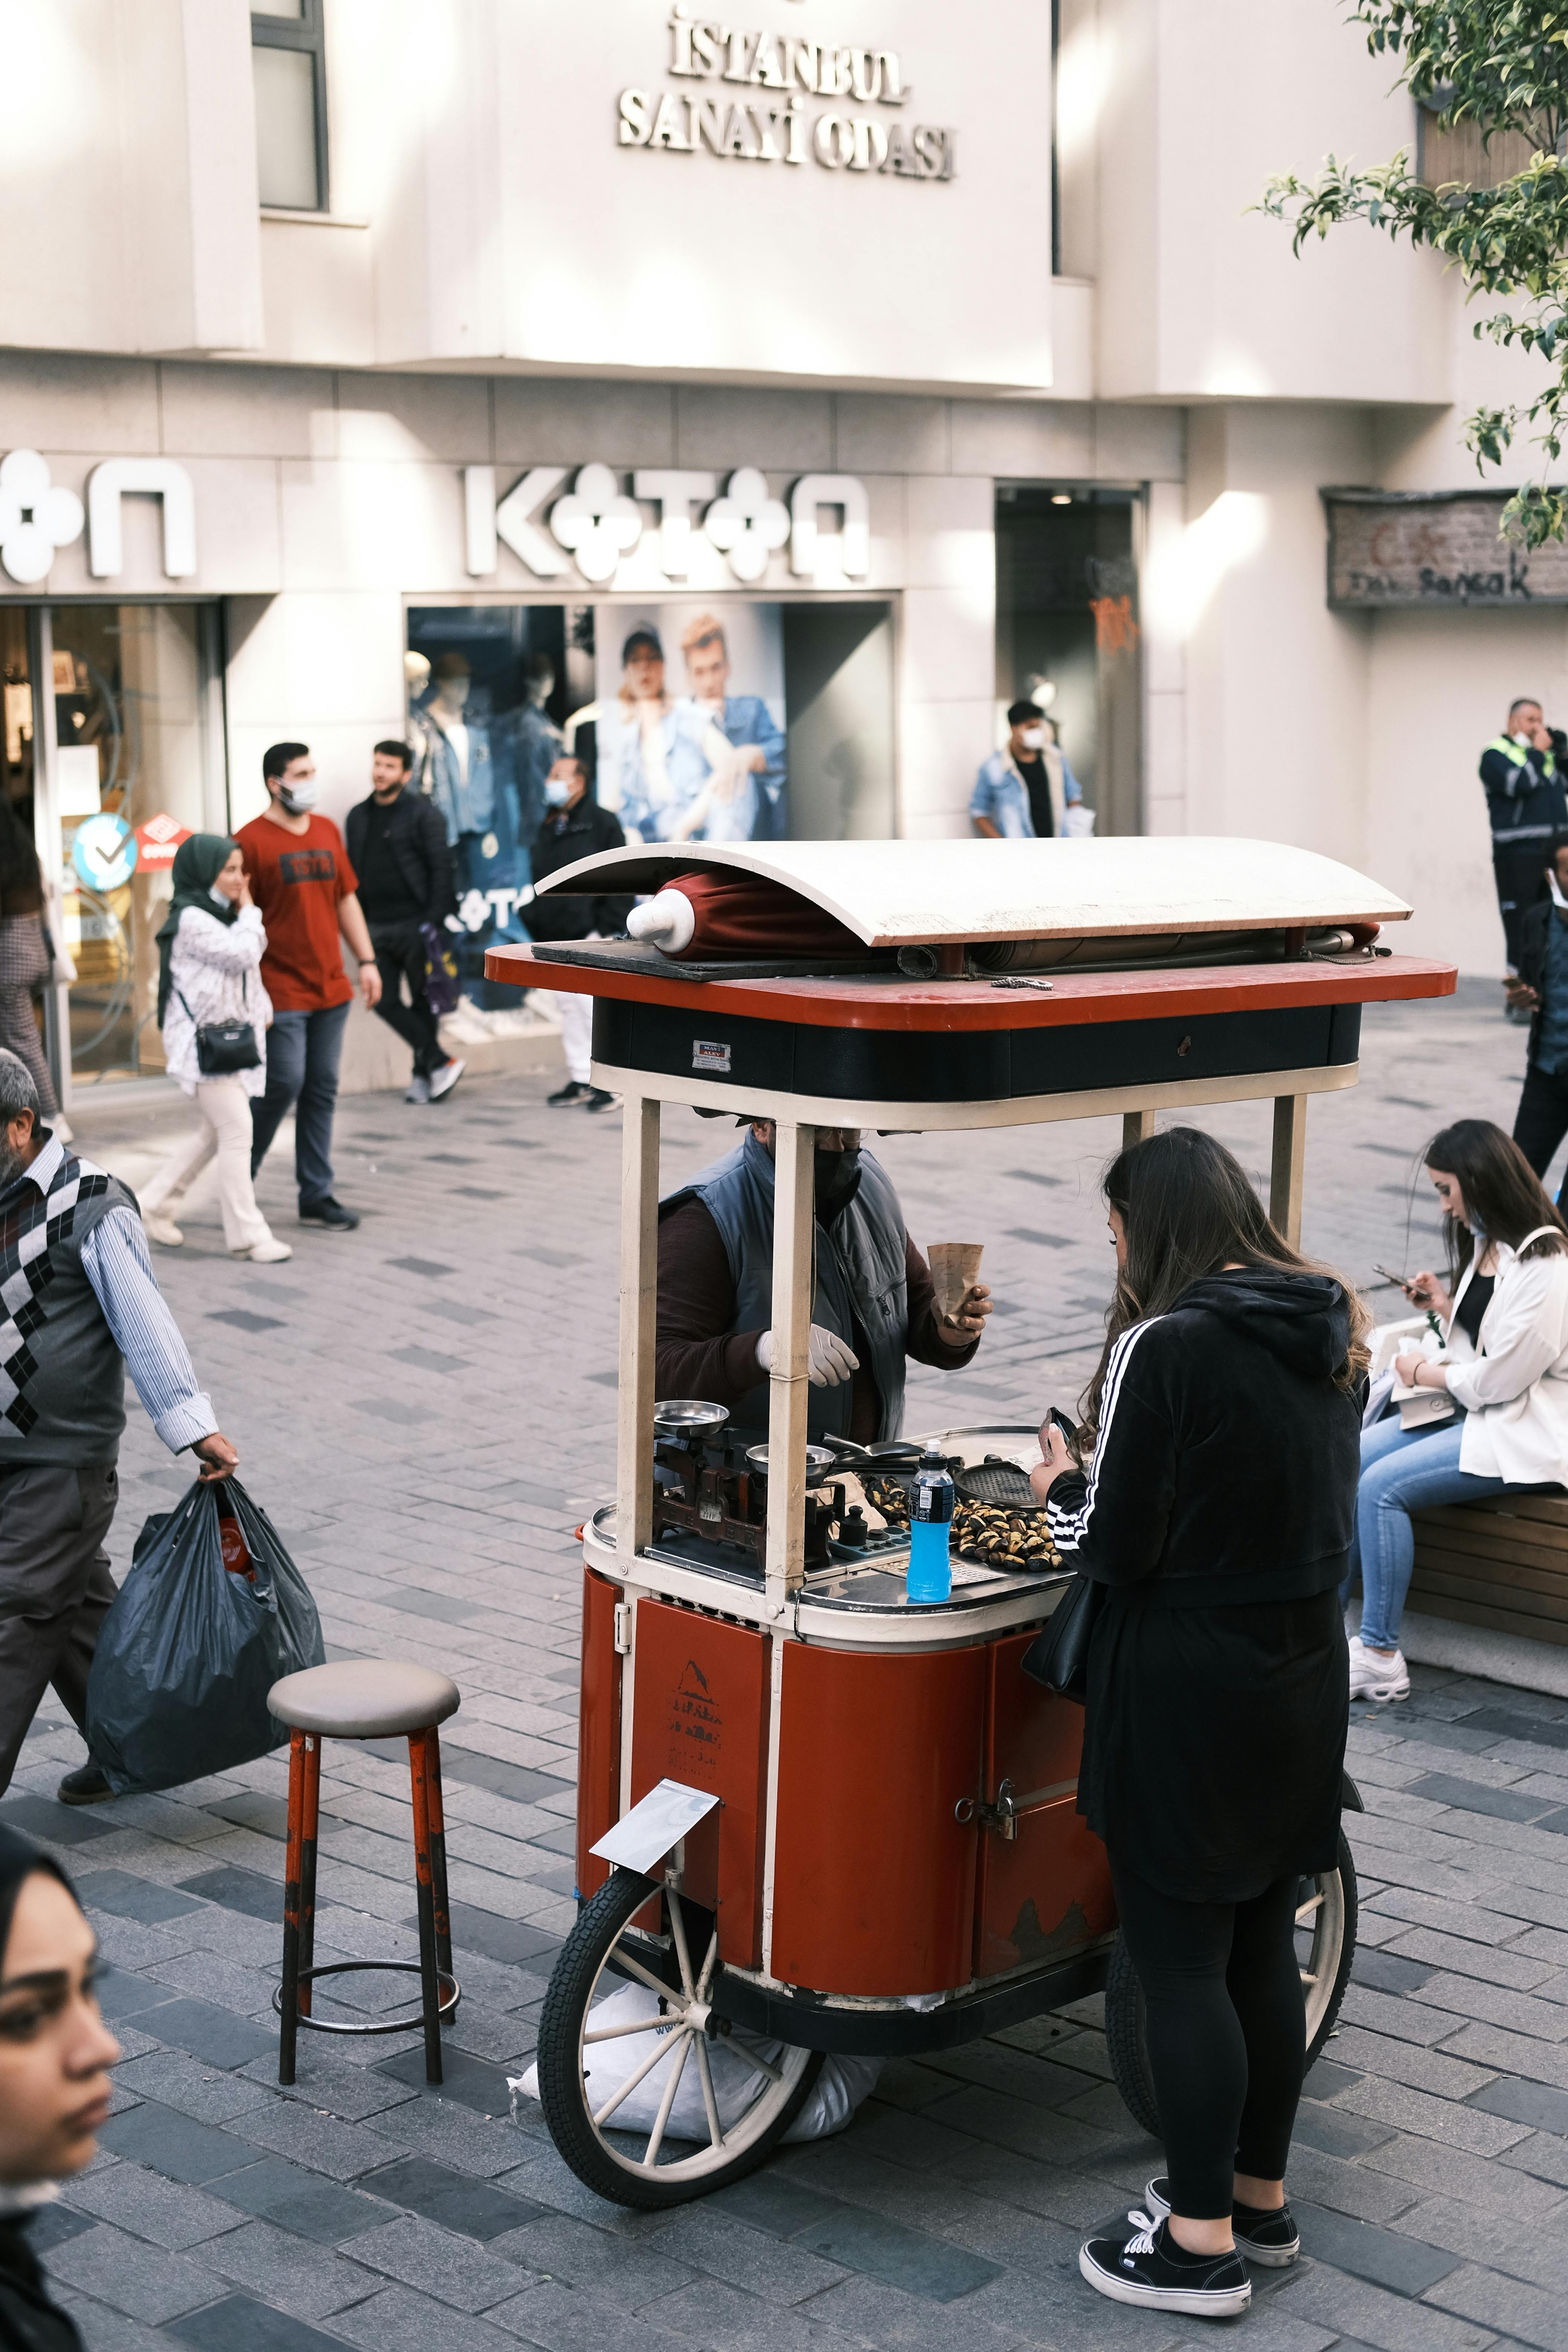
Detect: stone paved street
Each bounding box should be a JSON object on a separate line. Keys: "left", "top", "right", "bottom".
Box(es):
{"left": 12, "top": 980, "right": 1568, "bottom": 2352}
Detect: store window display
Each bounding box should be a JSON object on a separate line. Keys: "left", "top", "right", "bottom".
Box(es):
{"left": 405, "top": 608, "right": 575, "bottom": 1013}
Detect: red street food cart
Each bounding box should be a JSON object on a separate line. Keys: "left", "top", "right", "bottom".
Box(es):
{"left": 487, "top": 836, "right": 1455, "bottom": 2210}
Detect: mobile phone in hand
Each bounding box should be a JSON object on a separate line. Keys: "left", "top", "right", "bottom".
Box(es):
{"left": 1048, "top": 1407, "right": 1078, "bottom": 1444}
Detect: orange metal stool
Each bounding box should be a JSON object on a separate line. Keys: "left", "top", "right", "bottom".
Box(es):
{"left": 266, "top": 1660, "right": 461, "bottom": 2086}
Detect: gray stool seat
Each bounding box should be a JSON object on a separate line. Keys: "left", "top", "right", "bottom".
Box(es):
{"left": 268, "top": 1660, "right": 459, "bottom": 1740}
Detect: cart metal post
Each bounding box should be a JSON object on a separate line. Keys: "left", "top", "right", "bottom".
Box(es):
{"left": 617, "top": 1095, "right": 660, "bottom": 1562}
{"left": 1271, "top": 1092, "right": 1308, "bottom": 1248}
{"left": 765, "top": 1119, "right": 816, "bottom": 1609}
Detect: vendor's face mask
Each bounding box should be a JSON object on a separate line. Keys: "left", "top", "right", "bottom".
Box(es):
{"left": 814, "top": 1146, "right": 862, "bottom": 1220}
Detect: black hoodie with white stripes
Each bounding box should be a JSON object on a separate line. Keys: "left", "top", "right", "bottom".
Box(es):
{"left": 1046, "top": 1269, "right": 1361, "bottom": 1610}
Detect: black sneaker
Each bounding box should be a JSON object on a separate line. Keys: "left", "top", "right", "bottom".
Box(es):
{"left": 547, "top": 1080, "right": 593, "bottom": 1107}
{"left": 57, "top": 1764, "right": 113, "bottom": 1807}
{"left": 583, "top": 1088, "right": 618, "bottom": 1113}
{"left": 299, "top": 1198, "right": 360, "bottom": 1231}
{"left": 1144, "top": 2176, "right": 1300, "bottom": 2267}
{"left": 1080, "top": 2213, "right": 1251, "bottom": 2317}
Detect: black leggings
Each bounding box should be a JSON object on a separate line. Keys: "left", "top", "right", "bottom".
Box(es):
{"left": 1111, "top": 1857, "right": 1305, "bottom": 2220}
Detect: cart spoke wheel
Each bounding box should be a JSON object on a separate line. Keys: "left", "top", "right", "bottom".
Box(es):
{"left": 1106, "top": 1830, "right": 1358, "bottom": 2142}
{"left": 537, "top": 1868, "right": 824, "bottom": 2210}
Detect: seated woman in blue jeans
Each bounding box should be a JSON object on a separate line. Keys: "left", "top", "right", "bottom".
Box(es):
{"left": 1351, "top": 1118, "right": 1568, "bottom": 1703}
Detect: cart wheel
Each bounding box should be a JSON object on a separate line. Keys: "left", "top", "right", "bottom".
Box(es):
{"left": 1104, "top": 1830, "right": 1358, "bottom": 2142}
{"left": 536, "top": 1868, "right": 824, "bottom": 2210}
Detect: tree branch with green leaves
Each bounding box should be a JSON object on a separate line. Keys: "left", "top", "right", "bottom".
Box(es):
{"left": 1259, "top": 3, "right": 1568, "bottom": 545}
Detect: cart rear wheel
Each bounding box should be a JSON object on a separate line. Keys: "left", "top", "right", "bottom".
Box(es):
{"left": 1105, "top": 1831, "right": 1358, "bottom": 2142}
{"left": 536, "top": 1868, "right": 824, "bottom": 2210}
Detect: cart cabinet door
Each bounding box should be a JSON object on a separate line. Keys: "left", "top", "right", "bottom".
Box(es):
{"left": 772, "top": 1644, "right": 985, "bottom": 1998}
{"left": 576, "top": 1570, "right": 623, "bottom": 1903}
{"left": 975, "top": 1632, "right": 1116, "bottom": 1980}
{"left": 628, "top": 1599, "right": 770, "bottom": 1968}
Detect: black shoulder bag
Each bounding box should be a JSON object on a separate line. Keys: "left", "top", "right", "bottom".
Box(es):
{"left": 1020, "top": 1570, "right": 1105, "bottom": 1704}
{"left": 175, "top": 975, "right": 261, "bottom": 1076}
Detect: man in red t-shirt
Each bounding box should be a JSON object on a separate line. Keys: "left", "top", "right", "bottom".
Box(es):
{"left": 238, "top": 742, "right": 382, "bottom": 1232}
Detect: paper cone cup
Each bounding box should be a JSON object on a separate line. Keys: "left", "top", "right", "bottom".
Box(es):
{"left": 929, "top": 1242, "right": 983, "bottom": 1322}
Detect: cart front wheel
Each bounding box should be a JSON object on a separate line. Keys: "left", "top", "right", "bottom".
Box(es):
{"left": 536, "top": 1868, "right": 824, "bottom": 2210}
{"left": 1105, "top": 1831, "right": 1358, "bottom": 2142}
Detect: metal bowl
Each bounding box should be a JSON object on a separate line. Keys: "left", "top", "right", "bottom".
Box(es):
{"left": 745, "top": 1442, "right": 836, "bottom": 1480}
{"left": 654, "top": 1400, "right": 730, "bottom": 1436}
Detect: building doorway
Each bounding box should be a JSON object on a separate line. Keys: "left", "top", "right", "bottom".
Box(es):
{"left": 995, "top": 485, "right": 1142, "bottom": 837}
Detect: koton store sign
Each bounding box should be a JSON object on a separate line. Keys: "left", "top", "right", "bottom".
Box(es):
{"left": 618, "top": 9, "right": 955, "bottom": 178}
{"left": 464, "top": 463, "right": 870, "bottom": 585}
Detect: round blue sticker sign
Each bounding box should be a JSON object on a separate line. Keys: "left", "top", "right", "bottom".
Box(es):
{"left": 72, "top": 812, "right": 137, "bottom": 893}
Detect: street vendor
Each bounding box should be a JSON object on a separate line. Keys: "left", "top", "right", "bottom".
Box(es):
{"left": 656, "top": 1120, "right": 992, "bottom": 1442}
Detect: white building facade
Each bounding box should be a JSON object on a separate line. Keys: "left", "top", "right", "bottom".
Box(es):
{"left": 0, "top": 0, "right": 1549, "bottom": 1095}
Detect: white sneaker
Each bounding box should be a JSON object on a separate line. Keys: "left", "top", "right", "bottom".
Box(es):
{"left": 245, "top": 1237, "right": 293, "bottom": 1263}
{"left": 428, "top": 1056, "right": 464, "bottom": 1101}
{"left": 144, "top": 1215, "right": 183, "bottom": 1246}
{"left": 1349, "top": 1634, "right": 1410, "bottom": 1703}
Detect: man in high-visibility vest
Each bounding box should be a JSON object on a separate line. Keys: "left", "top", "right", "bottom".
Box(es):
{"left": 1481, "top": 699, "right": 1568, "bottom": 985}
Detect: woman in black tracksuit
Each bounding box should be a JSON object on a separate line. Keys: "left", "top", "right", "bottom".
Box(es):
{"left": 1032, "top": 1127, "right": 1364, "bottom": 2322}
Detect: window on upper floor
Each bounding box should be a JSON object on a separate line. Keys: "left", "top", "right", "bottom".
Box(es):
{"left": 252, "top": 0, "right": 329, "bottom": 213}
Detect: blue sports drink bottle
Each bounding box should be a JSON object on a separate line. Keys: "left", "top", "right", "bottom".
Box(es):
{"left": 906, "top": 1443, "right": 954, "bottom": 1605}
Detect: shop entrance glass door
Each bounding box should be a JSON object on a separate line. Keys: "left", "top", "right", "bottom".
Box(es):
{"left": 34, "top": 604, "right": 224, "bottom": 1094}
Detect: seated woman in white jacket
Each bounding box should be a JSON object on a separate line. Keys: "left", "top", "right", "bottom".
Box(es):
{"left": 140, "top": 834, "right": 291, "bottom": 1264}
{"left": 1351, "top": 1118, "right": 1568, "bottom": 1703}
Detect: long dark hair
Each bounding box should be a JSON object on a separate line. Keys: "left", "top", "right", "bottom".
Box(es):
{"left": 0, "top": 798, "right": 41, "bottom": 917}
{"left": 1079, "top": 1126, "right": 1370, "bottom": 1439}
{"left": 1424, "top": 1119, "right": 1566, "bottom": 1282}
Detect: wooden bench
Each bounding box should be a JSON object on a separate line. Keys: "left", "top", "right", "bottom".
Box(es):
{"left": 1409, "top": 1493, "right": 1568, "bottom": 1647}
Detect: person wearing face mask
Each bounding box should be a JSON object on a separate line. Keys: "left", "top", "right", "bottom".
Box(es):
{"left": 970, "top": 701, "right": 1085, "bottom": 840}
{"left": 345, "top": 739, "right": 463, "bottom": 1107}
{"left": 525, "top": 754, "right": 632, "bottom": 1111}
{"left": 655, "top": 1119, "right": 993, "bottom": 1444}
{"left": 1480, "top": 698, "right": 1568, "bottom": 987}
{"left": 1351, "top": 1119, "right": 1568, "bottom": 1702}
{"left": 0, "top": 1825, "right": 120, "bottom": 2351}
{"left": 137, "top": 833, "right": 290, "bottom": 1262}
{"left": 237, "top": 743, "right": 381, "bottom": 1233}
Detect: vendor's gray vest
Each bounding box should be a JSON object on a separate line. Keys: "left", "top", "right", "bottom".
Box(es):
{"left": 665, "top": 1131, "right": 909, "bottom": 1441}
{"left": 0, "top": 1145, "right": 136, "bottom": 1468}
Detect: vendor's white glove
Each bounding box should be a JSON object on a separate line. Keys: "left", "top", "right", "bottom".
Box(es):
{"left": 755, "top": 1325, "right": 860, "bottom": 1387}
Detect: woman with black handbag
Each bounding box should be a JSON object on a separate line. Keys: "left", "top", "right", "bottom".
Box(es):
{"left": 140, "top": 835, "right": 291, "bottom": 1263}
{"left": 1030, "top": 1126, "right": 1366, "bottom": 2321}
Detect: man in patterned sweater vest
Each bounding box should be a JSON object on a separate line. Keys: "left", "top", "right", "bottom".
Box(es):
{"left": 0, "top": 1052, "right": 238, "bottom": 1803}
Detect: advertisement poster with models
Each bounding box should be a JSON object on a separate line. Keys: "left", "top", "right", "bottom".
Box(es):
{"left": 593, "top": 604, "right": 787, "bottom": 842}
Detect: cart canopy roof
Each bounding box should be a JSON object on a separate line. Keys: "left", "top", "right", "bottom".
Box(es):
{"left": 534, "top": 837, "right": 1412, "bottom": 949}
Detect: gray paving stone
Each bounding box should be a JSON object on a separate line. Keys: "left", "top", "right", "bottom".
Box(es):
{"left": 77, "top": 1869, "right": 206, "bottom": 1926}
{"left": 792, "top": 2203, "right": 1004, "bottom": 2302}
{"left": 623, "top": 2275, "right": 859, "bottom": 2352}
{"left": 357, "top": 2154, "right": 548, "bottom": 2241}
{"left": 327, "top": 2281, "right": 532, "bottom": 2352}
{"left": 208, "top": 2156, "right": 392, "bottom": 2244}
{"left": 1469, "top": 2073, "right": 1568, "bottom": 2135}
{"left": 228, "top": 2096, "right": 401, "bottom": 2179}
{"left": 64, "top": 2158, "right": 249, "bottom": 2249}
{"left": 166, "top": 2291, "right": 361, "bottom": 2350}
{"left": 361, "top": 2094, "right": 523, "bottom": 2177}
{"left": 1273, "top": 2265, "right": 1494, "bottom": 2352}
{"left": 197, "top": 2219, "right": 380, "bottom": 2320}
{"left": 52, "top": 2292, "right": 178, "bottom": 2352}
{"left": 489, "top": 2211, "right": 696, "bottom": 2307}
{"left": 348, "top": 2212, "right": 525, "bottom": 2309}
{"left": 96, "top": 2104, "right": 254, "bottom": 2186}
{"left": 45, "top": 2221, "right": 223, "bottom": 2322}
{"left": 1292, "top": 2100, "right": 1397, "bottom": 2159}
{"left": 1336, "top": 2073, "right": 1535, "bottom": 2154}
{"left": 1426, "top": 2259, "right": 1568, "bottom": 2350}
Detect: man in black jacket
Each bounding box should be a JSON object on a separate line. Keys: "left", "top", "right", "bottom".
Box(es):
{"left": 1506, "top": 833, "right": 1568, "bottom": 1179}
{"left": 527, "top": 754, "right": 632, "bottom": 1110}
{"left": 345, "top": 740, "right": 463, "bottom": 1105}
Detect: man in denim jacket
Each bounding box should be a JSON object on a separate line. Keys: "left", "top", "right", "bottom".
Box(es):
{"left": 971, "top": 702, "right": 1084, "bottom": 838}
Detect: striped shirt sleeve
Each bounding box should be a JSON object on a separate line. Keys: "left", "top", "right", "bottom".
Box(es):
{"left": 79, "top": 1208, "right": 217, "bottom": 1454}
{"left": 1046, "top": 1315, "right": 1176, "bottom": 1587}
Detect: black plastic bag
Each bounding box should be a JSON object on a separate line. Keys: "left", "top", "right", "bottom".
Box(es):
{"left": 86, "top": 1476, "right": 325, "bottom": 1794}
